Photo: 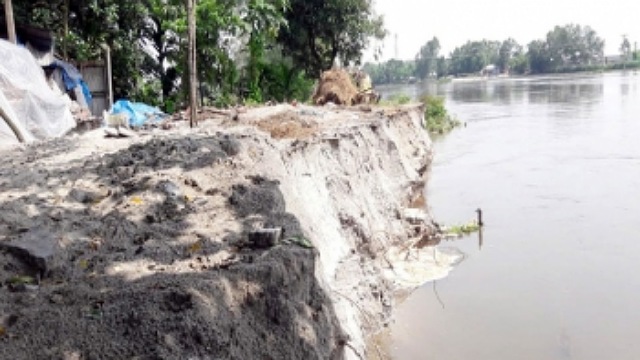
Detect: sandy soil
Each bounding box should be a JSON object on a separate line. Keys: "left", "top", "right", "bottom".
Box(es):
{"left": 0, "top": 104, "right": 461, "bottom": 360}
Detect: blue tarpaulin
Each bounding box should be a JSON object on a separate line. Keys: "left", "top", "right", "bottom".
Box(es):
{"left": 53, "top": 60, "right": 92, "bottom": 107}
{"left": 111, "top": 100, "right": 167, "bottom": 127}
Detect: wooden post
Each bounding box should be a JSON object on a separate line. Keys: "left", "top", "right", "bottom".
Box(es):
{"left": 4, "top": 0, "right": 17, "bottom": 44}
{"left": 63, "top": 0, "right": 69, "bottom": 59}
{"left": 187, "top": 0, "right": 197, "bottom": 128}
{"left": 104, "top": 44, "right": 113, "bottom": 108}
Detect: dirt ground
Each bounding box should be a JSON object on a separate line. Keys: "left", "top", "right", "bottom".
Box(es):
{"left": 0, "top": 104, "right": 460, "bottom": 360}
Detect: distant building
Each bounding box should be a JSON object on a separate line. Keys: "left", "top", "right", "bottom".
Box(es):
{"left": 481, "top": 64, "right": 499, "bottom": 77}
{"left": 604, "top": 55, "right": 625, "bottom": 65}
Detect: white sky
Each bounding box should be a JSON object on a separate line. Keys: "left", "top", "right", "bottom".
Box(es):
{"left": 366, "top": 0, "right": 640, "bottom": 62}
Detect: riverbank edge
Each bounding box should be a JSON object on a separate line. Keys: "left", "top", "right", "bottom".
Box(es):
{"left": 0, "top": 104, "right": 444, "bottom": 359}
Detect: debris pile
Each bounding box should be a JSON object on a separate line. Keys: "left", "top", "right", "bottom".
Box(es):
{"left": 312, "top": 69, "right": 380, "bottom": 106}
{"left": 312, "top": 69, "right": 359, "bottom": 106}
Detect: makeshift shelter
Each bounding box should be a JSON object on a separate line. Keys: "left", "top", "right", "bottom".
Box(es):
{"left": 0, "top": 39, "right": 75, "bottom": 144}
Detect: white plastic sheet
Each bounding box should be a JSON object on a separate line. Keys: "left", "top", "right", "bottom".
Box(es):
{"left": 0, "top": 39, "right": 75, "bottom": 143}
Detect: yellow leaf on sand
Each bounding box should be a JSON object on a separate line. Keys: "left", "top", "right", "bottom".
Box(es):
{"left": 79, "top": 259, "right": 89, "bottom": 270}
{"left": 130, "top": 196, "right": 144, "bottom": 205}
{"left": 187, "top": 240, "right": 202, "bottom": 254}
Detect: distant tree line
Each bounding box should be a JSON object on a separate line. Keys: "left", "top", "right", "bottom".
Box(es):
{"left": 365, "top": 24, "right": 640, "bottom": 85}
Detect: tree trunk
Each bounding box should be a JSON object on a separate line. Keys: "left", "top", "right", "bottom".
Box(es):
{"left": 63, "top": 0, "right": 69, "bottom": 59}
{"left": 186, "top": 0, "right": 197, "bottom": 127}
{"left": 4, "top": 0, "right": 17, "bottom": 44}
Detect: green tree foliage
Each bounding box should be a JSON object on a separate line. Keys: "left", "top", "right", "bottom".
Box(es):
{"left": 527, "top": 24, "right": 605, "bottom": 73}
{"left": 12, "top": 0, "right": 148, "bottom": 98}
{"left": 436, "top": 56, "right": 448, "bottom": 78}
{"left": 496, "top": 38, "right": 522, "bottom": 73}
{"left": 448, "top": 40, "right": 500, "bottom": 75}
{"left": 415, "top": 37, "right": 440, "bottom": 79}
{"left": 526, "top": 39, "right": 550, "bottom": 73}
{"left": 363, "top": 59, "right": 415, "bottom": 85}
{"left": 277, "top": 0, "right": 386, "bottom": 76}
{"left": 421, "top": 95, "right": 460, "bottom": 134}
{"left": 508, "top": 53, "right": 528, "bottom": 75}
{"left": 260, "top": 57, "right": 314, "bottom": 102}
{"left": 241, "top": 0, "right": 288, "bottom": 102}
{"left": 10, "top": 0, "right": 385, "bottom": 109}
{"left": 620, "top": 36, "right": 631, "bottom": 61}
{"left": 546, "top": 24, "right": 604, "bottom": 66}
{"left": 140, "top": 0, "right": 184, "bottom": 103}
{"left": 139, "top": 0, "right": 246, "bottom": 109}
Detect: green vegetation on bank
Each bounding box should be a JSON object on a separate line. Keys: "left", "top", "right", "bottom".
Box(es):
{"left": 366, "top": 24, "right": 640, "bottom": 85}
{"left": 380, "top": 93, "right": 412, "bottom": 105}
{"left": 443, "top": 221, "right": 481, "bottom": 237}
{"left": 421, "top": 96, "right": 460, "bottom": 134}
{"left": 12, "top": 0, "right": 384, "bottom": 110}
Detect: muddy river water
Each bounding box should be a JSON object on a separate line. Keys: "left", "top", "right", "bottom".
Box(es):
{"left": 379, "top": 72, "right": 640, "bottom": 359}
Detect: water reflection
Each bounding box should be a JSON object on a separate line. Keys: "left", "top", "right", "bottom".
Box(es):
{"left": 449, "top": 81, "right": 523, "bottom": 104}
{"left": 378, "top": 76, "right": 606, "bottom": 109}
{"left": 527, "top": 82, "right": 603, "bottom": 104}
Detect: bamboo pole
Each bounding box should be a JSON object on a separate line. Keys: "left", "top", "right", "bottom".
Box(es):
{"left": 187, "top": 0, "right": 197, "bottom": 128}
{"left": 0, "top": 104, "right": 26, "bottom": 143}
{"left": 4, "top": 0, "right": 17, "bottom": 44}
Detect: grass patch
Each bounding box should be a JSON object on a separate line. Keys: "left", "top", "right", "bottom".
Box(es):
{"left": 380, "top": 93, "right": 412, "bottom": 105}
{"left": 443, "top": 221, "right": 481, "bottom": 236}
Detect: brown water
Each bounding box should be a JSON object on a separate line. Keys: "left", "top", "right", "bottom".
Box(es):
{"left": 380, "top": 72, "right": 640, "bottom": 360}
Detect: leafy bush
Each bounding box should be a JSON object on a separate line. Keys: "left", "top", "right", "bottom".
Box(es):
{"left": 421, "top": 95, "right": 461, "bottom": 134}
{"left": 260, "top": 62, "right": 314, "bottom": 102}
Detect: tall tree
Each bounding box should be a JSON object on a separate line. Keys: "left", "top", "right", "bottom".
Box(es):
{"left": 436, "top": 56, "right": 448, "bottom": 78}
{"left": 277, "top": 0, "right": 386, "bottom": 76}
{"left": 497, "top": 38, "right": 521, "bottom": 73}
{"left": 620, "top": 35, "right": 631, "bottom": 61}
{"left": 527, "top": 39, "right": 551, "bottom": 73}
{"left": 241, "top": 0, "right": 288, "bottom": 102}
{"left": 448, "top": 40, "right": 500, "bottom": 75}
{"left": 415, "top": 37, "right": 440, "bottom": 79}
{"left": 141, "top": 0, "right": 184, "bottom": 101}
{"left": 545, "top": 24, "right": 604, "bottom": 68}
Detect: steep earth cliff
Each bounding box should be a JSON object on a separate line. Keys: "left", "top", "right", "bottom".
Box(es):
{"left": 0, "top": 104, "right": 461, "bottom": 359}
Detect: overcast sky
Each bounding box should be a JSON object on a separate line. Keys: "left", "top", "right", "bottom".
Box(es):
{"left": 366, "top": 0, "right": 640, "bottom": 62}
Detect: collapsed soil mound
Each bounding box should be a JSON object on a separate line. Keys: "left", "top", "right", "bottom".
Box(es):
{"left": 312, "top": 69, "right": 359, "bottom": 106}
{"left": 255, "top": 111, "right": 318, "bottom": 139}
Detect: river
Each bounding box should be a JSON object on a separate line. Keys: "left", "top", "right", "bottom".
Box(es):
{"left": 378, "top": 72, "right": 640, "bottom": 360}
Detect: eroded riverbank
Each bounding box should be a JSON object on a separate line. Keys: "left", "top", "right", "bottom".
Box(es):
{"left": 0, "top": 104, "right": 455, "bottom": 359}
